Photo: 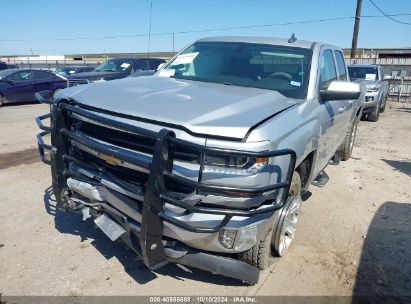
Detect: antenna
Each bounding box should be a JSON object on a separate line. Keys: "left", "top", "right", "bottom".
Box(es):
{"left": 288, "top": 33, "right": 297, "bottom": 43}
{"left": 147, "top": 1, "right": 153, "bottom": 59}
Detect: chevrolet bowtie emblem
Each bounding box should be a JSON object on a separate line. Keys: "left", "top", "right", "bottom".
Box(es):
{"left": 99, "top": 153, "right": 121, "bottom": 165}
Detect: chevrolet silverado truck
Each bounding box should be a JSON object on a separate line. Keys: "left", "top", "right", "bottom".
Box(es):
{"left": 36, "top": 36, "right": 364, "bottom": 285}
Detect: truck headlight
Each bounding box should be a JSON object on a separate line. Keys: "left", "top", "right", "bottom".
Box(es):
{"left": 202, "top": 155, "right": 268, "bottom": 176}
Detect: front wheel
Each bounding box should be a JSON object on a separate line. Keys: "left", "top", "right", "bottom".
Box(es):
{"left": 238, "top": 172, "right": 302, "bottom": 269}
{"left": 380, "top": 94, "right": 387, "bottom": 113}
{"left": 368, "top": 103, "right": 380, "bottom": 122}
{"left": 272, "top": 172, "right": 302, "bottom": 257}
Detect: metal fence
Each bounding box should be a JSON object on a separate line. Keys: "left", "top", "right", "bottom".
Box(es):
{"left": 4, "top": 60, "right": 100, "bottom": 70}
{"left": 345, "top": 58, "right": 411, "bottom": 65}
{"left": 388, "top": 79, "right": 411, "bottom": 103}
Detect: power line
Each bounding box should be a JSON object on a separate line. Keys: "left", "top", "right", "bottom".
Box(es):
{"left": 0, "top": 13, "right": 410, "bottom": 42}
{"left": 368, "top": 0, "right": 411, "bottom": 25}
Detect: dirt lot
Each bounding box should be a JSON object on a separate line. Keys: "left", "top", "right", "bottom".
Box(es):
{"left": 0, "top": 101, "right": 410, "bottom": 297}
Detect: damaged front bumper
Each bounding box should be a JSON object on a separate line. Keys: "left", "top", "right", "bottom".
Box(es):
{"left": 35, "top": 91, "right": 296, "bottom": 285}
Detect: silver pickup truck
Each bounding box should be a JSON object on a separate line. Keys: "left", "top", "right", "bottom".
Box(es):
{"left": 36, "top": 36, "right": 364, "bottom": 285}
{"left": 348, "top": 64, "right": 389, "bottom": 122}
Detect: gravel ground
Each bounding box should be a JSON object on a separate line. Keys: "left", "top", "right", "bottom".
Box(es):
{"left": 0, "top": 100, "right": 410, "bottom": 297}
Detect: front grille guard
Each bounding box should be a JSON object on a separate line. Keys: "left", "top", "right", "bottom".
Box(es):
{"left": 35, "top": 91, "right": 296, "bottom": 269}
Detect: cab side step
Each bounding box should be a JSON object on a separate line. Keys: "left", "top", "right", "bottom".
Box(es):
{"left": 311, "top": 170, "right": 329, "bottom": 187}
{"left": 329, "top": 153, "right": 341, "bottom": 166}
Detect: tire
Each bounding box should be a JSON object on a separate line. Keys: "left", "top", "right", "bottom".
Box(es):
{"left": 237, "top": 226, "right": 273, "bottom": 270}
{"left": 238, "top": 172, "right": 302, "bottom": 269}
{"left": 0, "top": 95, "right": 4, "bottom": 107}
{"left": 338, "top": 121, "right": 358, "bottom": 161}
{"left": 380, "top": 94, "right": 387, "bottom": 113}
{"left": 368, "top": 103, "right": 380, "bottom": 122}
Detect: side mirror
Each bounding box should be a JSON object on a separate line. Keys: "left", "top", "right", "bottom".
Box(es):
{"left": 320, "top": 81, "right": 361, "bottom": 101}
{"left": 156, "top": 63, "right": 165, "bottom": 71}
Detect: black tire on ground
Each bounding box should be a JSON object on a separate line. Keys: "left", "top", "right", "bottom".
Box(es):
{"left": 237, "top": 227, "right": 273, "bottom": 270}
{"left": 368, "top": 103, "right": 380, "bottom": 122}
{"left": 0, "top": 95, "right": 4, "bottom": 107}
{"left": 238, "top": 172, "right": 302, "bottom": 269}
{"left": 338, "top": 121, "right": 358, "bottom": 161}
{"left": 380, "top": 94, "right": 387, "bottom": 113}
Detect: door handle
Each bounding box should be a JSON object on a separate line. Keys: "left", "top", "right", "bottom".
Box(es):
{"left": 338, "top": 107, "right": 345, "bottom": 113}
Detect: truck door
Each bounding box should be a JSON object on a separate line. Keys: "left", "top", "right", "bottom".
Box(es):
{"left": 333, "top": 50, "right": 355, "bottom": 135}
{"left": 31, "top": 70, "right": 56, "bottom": 96}
{"left": 316, "top": 48, "right": 347, "bottom": 169}
{"left": 4, "top": 70, "right": 34, "bottom": 103}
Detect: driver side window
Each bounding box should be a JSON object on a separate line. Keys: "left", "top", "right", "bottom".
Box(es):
{"left": 319, "top": 50, "right": 337, "bottom": 90}
{"left": 8, "top": 71, "right": 31, "bottom": 81}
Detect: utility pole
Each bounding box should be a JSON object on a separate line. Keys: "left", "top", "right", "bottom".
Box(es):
{"left": 172, "top": 32, "right": 175, "bottom": 53}
{"left": 351, "top": 0, "right": 363, "bottom": 59}
{"left": 147, "top": 1, "right": 153, "bottom": 59}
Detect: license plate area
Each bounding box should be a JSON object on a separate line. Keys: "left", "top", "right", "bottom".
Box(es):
{"left": 94, "top": 213, "right": 126, "bottom": 241}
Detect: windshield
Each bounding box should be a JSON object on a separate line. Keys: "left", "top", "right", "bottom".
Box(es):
{"left": 95, "top": 59, "right": 135, "bottom": 72}
{"left": 348, "top": 66, "right": 378, "bottom": 80}
{"left": 164, "top": 41, "right": 312, "bottom": 99}
{"left": 55, "top": 67, "right": 75, "bottom": 75}
{"left": 0, "top": 69, "right": 17, "bottom": 79}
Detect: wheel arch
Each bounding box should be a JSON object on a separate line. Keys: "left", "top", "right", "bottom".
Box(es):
{"left": 295, "top": 150, "right": 317, "bottom": 193}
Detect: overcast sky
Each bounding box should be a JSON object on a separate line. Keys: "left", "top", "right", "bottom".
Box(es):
{"left": 0, "top": 0, "right": 410, "bottom": 55}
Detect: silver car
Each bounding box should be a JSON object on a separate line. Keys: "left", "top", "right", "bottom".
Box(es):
{"left": 348, "top": 64, "right": 389, "bottom": 122}
{"left": 36, "top": 36, "right": 363, "bottom": 284}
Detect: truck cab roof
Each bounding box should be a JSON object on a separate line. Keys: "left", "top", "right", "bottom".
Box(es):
{"left": 198, "top": 36, "right": 319, "bottom": 50}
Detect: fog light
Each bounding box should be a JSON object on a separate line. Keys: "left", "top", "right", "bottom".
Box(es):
{"left": 67, "top": 178, "right": 106, "bottom": 201}
{"left": 219, "top": 229, "right": 237, "bottom": 249}
{"left": 234, "top": 226, "right": 257, "bottom": 251}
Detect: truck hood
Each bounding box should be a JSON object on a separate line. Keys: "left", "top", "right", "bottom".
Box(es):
{"left": 57, "top": 76, "right": 299, "bottom": 140}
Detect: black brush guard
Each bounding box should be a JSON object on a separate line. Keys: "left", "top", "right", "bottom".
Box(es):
{"left": 35, "top": 91, "right": 296, "bottom": 285}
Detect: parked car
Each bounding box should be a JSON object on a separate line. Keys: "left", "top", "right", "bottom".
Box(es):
{"left": 67, "top": 57, "right": 166, "bottom": 86}
{"left": 348, "top": 64, "right": 389, "bottom": 122}
{"left": 128, "top": 60, "right": 166, "bottom": 77}
{"left": 36, "top": 36, "right": 363, "bottom": 284}
{"left": 55, "top": 66, "right": 95, "bottom": 77}
{"left": 0, "top": 61, "right": 9, "bottom": 71}
{"left": 0, "top": 69, "right": 67, "bottom": 107}
{"left": 7, "top": 64, "right": 19, "bottom": 69}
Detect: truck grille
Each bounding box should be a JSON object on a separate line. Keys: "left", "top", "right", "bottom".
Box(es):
{"left": 68, "top": 79, "right": 90, "bottom": 87}
{"left": 72, "top": 117, "right": 200, "bottom": 195}
{"left": 76, "top": 120, "right": 200, "bottom": 163}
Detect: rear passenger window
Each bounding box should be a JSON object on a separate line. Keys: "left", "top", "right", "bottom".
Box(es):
{"left": 334, "top": 51, "right": 347, "bottom": 81}
{"left": 319, "top": 49, "right": 337, "bottom": 90}
{"left": 134, "top": 60, "right": 150, "bottom": 71}
{"left": 31, "top": 70, "right": 53, "bottom": 80}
